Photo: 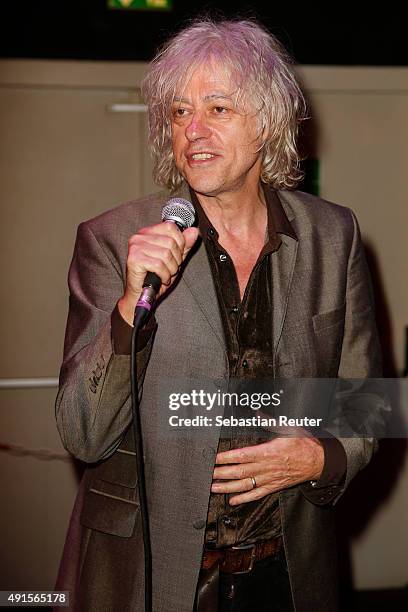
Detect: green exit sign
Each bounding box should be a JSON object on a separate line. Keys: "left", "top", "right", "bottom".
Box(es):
{"left": 108, "top": 0, "right": 172, "bottom": 10}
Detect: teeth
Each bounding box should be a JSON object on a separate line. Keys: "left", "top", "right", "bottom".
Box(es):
{"left": 191, "top": 153, "right": 214, "bottom": 160}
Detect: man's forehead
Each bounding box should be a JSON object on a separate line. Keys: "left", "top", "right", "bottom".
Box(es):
{"left": 173, "top": 62, "right": 239, "bottom": 101}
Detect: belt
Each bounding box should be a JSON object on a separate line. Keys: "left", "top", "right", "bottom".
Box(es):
{"left": 201, "top": 536, "right": 282, "bottom": 575}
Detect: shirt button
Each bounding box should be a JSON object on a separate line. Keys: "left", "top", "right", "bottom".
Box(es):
{"left": 231, "top": 306, "right": 239, "bottom": 314}
{"left": 208, "top": 227, "right": 215, "bottom": 237}
{"left": 242, "top": 359, "right": 249, "bottom": 369}
{"left": 243, "top": 311, "right": 249, "bottom": 319}
{"left": 221, "top": 516, "right": 233, "bottom": 526}
{"left": 219, "top": 253, "right": 227, "bottom": 262}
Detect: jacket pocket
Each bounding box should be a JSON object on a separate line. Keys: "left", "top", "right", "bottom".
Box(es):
{"left": 312, "top": 305, "right": 346, "bottom": 376}
{"left": 80, "top": 477, "right": 140, "bottom": 538}
{"left": 312, "top": 304, "right": 346, "bottom": 333}
{"left": 96, "top": 447, "right": 138, "bottom": 488}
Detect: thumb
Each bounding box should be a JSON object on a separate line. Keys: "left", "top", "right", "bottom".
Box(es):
{"left": 182, "top": 227, "right": 200, "bottom": 256}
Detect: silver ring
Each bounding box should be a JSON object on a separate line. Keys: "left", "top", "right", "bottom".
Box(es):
{"left": 250, "top": 476, "right": 257, "bottom": 489}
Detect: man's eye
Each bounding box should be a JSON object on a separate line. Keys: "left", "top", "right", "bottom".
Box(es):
{"left": 174, "top": 108, "right": 187, "bottom": 117}
{"left": 214, "top": 106, "right": 227, "bottom": 114}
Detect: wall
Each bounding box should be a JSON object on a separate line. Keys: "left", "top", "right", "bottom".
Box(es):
{"left": 0, "top": 59, "right": 406, "bottom": 592}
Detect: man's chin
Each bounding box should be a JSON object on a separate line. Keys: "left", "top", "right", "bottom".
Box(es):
{"left": 185, "top": 180, "right": 222, "bottom": 198}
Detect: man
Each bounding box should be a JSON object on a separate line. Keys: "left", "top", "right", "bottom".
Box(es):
{"left": 55, "top": 18, "right": 382, "bottom": 612}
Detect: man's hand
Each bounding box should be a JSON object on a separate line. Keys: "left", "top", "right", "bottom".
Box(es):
{"left": 211, "top": 436, "right": 324, "bottom": 505}
{"left": 118, "top": 222, "right": 199, "bottom": 325}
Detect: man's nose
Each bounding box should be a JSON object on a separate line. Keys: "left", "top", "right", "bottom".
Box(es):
{"left": 185, "top": 112, "right": 211, "bottom": 141}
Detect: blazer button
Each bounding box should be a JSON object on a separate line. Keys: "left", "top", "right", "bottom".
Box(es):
{"left": 94, "top": 366, "right": 102, "bottom": 379}
{"left": 193, "top": 519, "right": 206, "bottom": 530}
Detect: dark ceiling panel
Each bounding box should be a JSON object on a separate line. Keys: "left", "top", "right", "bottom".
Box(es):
{"left": 0, "top": 1, "right": 405, "bottom": 65}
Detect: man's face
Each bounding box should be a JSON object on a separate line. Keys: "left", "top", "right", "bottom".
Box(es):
{"left": 171, "top": 63, "right": 263, "bottom": 199}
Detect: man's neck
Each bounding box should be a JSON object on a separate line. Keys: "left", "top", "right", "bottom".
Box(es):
{"left": 194, "top": 183, "right": 266, "bottom": 243}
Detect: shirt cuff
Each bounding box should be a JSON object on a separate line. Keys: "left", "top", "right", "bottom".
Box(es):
{"left": 301, "top": 432, "right": 347, "bottom": 505}
{"left": 111, "top": 302, "right": 157, "bottom": 355}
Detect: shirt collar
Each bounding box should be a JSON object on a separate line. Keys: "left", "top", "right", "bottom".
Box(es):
{"left": 263, "top": 185, "right": 297, "bottom": 241}
{"left": 188, "top": 184, "right": 297, "bottom": 249}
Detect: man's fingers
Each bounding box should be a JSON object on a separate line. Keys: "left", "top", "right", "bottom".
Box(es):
{"left": 182, "top": 227, "right": 200, "bottom": 256}
{"left": 128, "top": 225, "right": 199, "bottom": 267}
{"left": 129, "top": 233, "right": 184, "bottom": 266}
{"left": 212, "top": 462, "right": 258, "bottom": 481}
{"left": 128, "top": 244, "right": 180, "bottom": 279}
{"left": 139, "top": 221, "right": 186, "bottom": 251}
{"left": 215, "top": 443, "right": 271, "bottom": 465}
{"left": 211, "top": 476, "right": 258, "bottom": 494}
{"left": 229, "top": 487, "right": 271, "bottom": 506}
{"left": 121, "top": 223, "right": 198, "bottom": 324}
{"left": 210, "top": 437, "right": 325, "bottom": 506}
{"left": 211, "top": 475, "right": 277, "bottom": 505}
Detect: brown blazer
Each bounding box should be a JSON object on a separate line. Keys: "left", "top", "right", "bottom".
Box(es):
{"left": 55, "top": 186, "right": 383, "bottom": 612}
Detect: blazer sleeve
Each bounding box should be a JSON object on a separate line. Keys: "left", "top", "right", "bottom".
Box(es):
{"left": 325, "top": 209, "right": 389, "bottom": 501}
{"left": 55, "top": 221, "right": 155, "bottom": 463}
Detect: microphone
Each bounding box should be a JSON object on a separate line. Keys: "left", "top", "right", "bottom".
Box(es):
{"left": 133, "top": 198, "right": 196, "bottom": 329}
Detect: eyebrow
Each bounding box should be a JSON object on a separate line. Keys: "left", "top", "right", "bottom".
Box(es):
{"left": 173, "top": 94, "right": 234, "bottom": 104}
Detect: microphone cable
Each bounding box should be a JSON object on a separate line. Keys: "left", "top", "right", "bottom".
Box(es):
{"left": 131, "top": 315, "right": 152, "bottom": 612}
{"left": 129, "top": 198, "right": 196, "bottom": 612}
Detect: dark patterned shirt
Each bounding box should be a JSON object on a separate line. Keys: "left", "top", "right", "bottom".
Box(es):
{"left": 190, "top": 187, "right": 295, "bottom": 547}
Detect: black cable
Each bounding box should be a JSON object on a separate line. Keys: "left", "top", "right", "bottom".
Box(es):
{"left": 131, "top": 309, "right": 152, "bottom": 612}
{"left": 128, "top": 198, "right": 195, "bottom": 612}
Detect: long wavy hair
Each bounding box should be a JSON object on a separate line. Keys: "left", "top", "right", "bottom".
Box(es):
{"left": 142, "top": 18, "right": 307, "bottom": 191}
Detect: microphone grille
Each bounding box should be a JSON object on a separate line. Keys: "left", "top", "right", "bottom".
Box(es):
{"left": 162, "top": 198, "right": 196, "bottom": 229}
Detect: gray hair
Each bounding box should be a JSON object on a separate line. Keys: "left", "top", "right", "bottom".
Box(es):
{"left": 142, "top": 18, "right": 307, "bottom": 191}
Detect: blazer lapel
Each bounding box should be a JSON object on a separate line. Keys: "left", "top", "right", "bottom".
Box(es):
{"left": 271, "top": 236, "right": 298, "bottom": 357}
{"left": 173, "top": 182, "right": 226, "bottom": 352}
{"left": 271, "top": 195, "right": 299, "bottom": 360}
{"left": 181, "top": 238, "right": 226, "bottom": 352}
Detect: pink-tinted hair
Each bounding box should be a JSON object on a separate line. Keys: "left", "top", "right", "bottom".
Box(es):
{"left": 142, "top": 18, "right": 307, "bottom": 191}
